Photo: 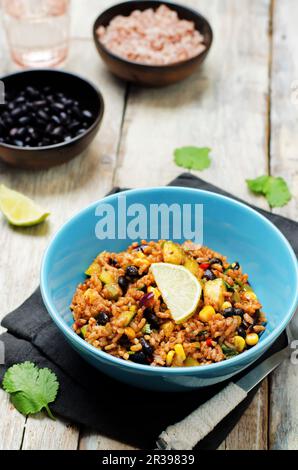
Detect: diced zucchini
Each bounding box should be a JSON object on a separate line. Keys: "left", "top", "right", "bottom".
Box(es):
{"left": 104, "top": 283, "right": 121, "bottom": 300}
{"left": 116, "top": 306, "right": 137, "bottom": 327}
{"left": 183, "top": 256, "right": 200, "bottom": 276}
{"left": 162, "top": 241, "right": 185, "bottom": 265}
{"left": 203, "top": 278, "right": 226, "bottom": 310}
{"left": 85, "top": 261, "right": 101, "bottom": 276}
{"left": 80, "top": 325, "right": 88, "bottom": 338}
{"left": 184, "top": 356, "right": 200, "bottom": 367}
{"left": 99, "top": 268, "right": 116, "bottom": 285}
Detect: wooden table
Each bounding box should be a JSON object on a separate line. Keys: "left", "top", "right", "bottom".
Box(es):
{"left": 0, "top": 0, "right": 297, "bottom": 450}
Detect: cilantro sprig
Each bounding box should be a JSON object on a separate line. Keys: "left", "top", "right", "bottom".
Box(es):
{"left": 246, "top": 175, "right": 292, "bottom": 208}
{"left": 2, "top": 362, "right": 59, "bottom": 419}
{"left": 174, "top": 146, "right": 211, "bottom": 171}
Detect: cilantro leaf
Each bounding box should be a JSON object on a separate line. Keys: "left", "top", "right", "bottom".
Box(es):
{"left": 2, "top": 362, "right": 59, "bottom": 419}
{"left": 174, "top": 146, "right": 211, "bottom": 171}
{"left": 265, "top": 177, "right": 292, "bottom": 207}
{"left": 246, "top": 175, "right": 270, "bottom": 194}
{"left": 246, "top": 175, "right": 291, "bottom": 208}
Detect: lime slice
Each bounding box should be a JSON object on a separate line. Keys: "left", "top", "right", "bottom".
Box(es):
{"left": 0, "top": 184, "right": 50, "bottom": 226}
{"left": 151, "top": 263, "right": 202, "bottom": 323}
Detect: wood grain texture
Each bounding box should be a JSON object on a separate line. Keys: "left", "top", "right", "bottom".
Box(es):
{"left": 79, "top": 431, "right": 137, "bottom": 450}
{"left": 269, "top": 0, "right": 298, "bottom": 450}
{"left": 22, "top": 415, "right": 79, "bottom": 450}
{"left": 0, "top": 392, "right": 26, "bottom": 450}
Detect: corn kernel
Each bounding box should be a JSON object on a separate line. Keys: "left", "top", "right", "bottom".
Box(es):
{"left": 222, "top": 301, "right": 232, "bottom": 310}
{"left": 199, "top": 305, "right": 215, "bottom": 322}
{"left": 234, "top": 335, "right": 246, "bottom": 352}
{"left": 148, "top": 286, "right": 161, "bottom": 300}
{"left": 245, "top": 292, "right": 257, "bottom": 301}
{"left": 161, "top": 320, "right": 175, "bottom": 337}
{"left": 130, "top": 343, "right": 142, "bottom": 352}
{"left": 246, "top": 333, "right": 259, "bottom": 346}
{"left": 174, "top": 343, "right": 186, "bottom": 362}
{"left": 166, "top": 350, "right": 175, "bottom": 366}
{"left": 124, "top": 327, "right": 136, "bottom": 340}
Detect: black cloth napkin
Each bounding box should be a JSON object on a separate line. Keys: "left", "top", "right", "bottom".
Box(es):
{"left": 0, "top": 173, "right": 296, "bottom": 450}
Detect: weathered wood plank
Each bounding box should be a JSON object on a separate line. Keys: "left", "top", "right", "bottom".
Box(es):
{"left": 225, "top": 381, "right": 268, "bottom": 450}
{"left": 22, "top": 415, "right": 79, "bottom": 450}
{"left": 0, "top": 391, "right": 26, "bottom": 450}
{"left": 79, "top": 431, "right": 136, "bottom": 450}
{"left": 269, "top": 0, "right": 298, "bottom": 450}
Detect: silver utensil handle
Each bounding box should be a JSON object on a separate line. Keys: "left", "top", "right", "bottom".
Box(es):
{"left": 158, "top": 382, "right": 247, "bottom": 450}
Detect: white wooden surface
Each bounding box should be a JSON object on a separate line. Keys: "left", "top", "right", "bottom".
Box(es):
{"left": 0, "top": 0, "right": 297, "bottom": 450}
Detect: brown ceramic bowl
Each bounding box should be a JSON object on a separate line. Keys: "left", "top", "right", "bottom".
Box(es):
{"left": 93, "top": 0, "right": 213, "bottom": 87}
{"left": 0, "top": 70, "right": 104, "bottom": 170}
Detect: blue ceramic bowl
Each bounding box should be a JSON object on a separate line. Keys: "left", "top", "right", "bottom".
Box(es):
{"left": 41, "top": 187, "right": 298, "bottom": 391}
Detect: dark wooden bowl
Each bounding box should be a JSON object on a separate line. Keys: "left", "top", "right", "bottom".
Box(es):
{"left": 93, "top": 0, "right": 213, "bottom": 86}
{"left": 0, "top": 70, "right": 104, "bottom": 170}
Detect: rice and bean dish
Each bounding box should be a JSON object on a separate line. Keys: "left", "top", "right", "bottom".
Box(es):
{"left": 71, "top": 240, "right": 267, "bottom": 367}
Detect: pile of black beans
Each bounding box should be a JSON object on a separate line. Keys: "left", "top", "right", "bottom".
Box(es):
{"left": 0, "top": 85, "right": 95, "bottom": 148}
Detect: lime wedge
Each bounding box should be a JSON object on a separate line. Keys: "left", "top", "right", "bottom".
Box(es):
{"left": 151, "top": 263, "right": 202, "bottom": 323}
{"left": 0, "top": 184, "right": 50, "bottom": 227}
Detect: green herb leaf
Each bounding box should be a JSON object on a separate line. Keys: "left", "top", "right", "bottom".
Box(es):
{"left": 174, "top": 146, "right": 211, "bottom": 171}
{"left": 2, "top": 362, "right": 59, "bottom": 419}
{"left": 246, "top": 175, "right": 291, "bottom": 208}
{"left": 265, "top": 177, "right": 292, "bottom": 208}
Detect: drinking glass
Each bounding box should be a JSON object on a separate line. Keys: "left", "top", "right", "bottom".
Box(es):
{"left": 2, "top": 0, "right": 71, "bottom": 68}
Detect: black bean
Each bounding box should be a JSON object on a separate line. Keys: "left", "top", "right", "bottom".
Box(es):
{"left": 125, "top": 265, "right": 139, "bottom": 279}
{"left": 72, "top": 106, "right": 83, "bottom": 119}
{"left": 13, "top": 139, "right": 24, "bottom": 147}
{"left": 9, "top": 128, "right": 18, "bottom": 137}
{"left": 59, "top": 111, "right": 68, "bottom": 123}
{"left": 68, "top": 120, "right": 80, "bottom": 131}
{"left": 52, "top": 102, "right": 65, "bottom": 112}
{"left": 118, "top": 334, "right": 131, "bottom": 348}
{"left": 33, "top": 100, "right": 47, "bottom": 108}
{"left": 130, "top": 351, "right": 148, "bottom": 365}
{"left": 37, "top": 110, "right": 49, "bottom": 121}
{"left": 11, "top": 107, "right": 24, "bottom": 118}
{"left": 232, "top": 262, "right": 240, "bottom": 270}
{"left": 234, "top": 308, "right": 244, "bottom": 317}
{"left": 46, "top": 123, "right": 54, "bottom": 134}
{"left": 15, "top": 96, "right": 26, "bottom": 104}
{"left": 42, "top": 138, "right": 51, "bottom": 146}
{"left": 140, "top": 338, "right": 153, "bottom": 357}
{"left": 82, "top": 109, "right": 93, "bottom": 121}
{"left": 17, "top": 127, "right": 26, "bottom": 138}
{"left": 25, "top": 86, "right": 39, "bottom": 98}
{"left": 143, "top": 308, "right": 159, "bottom": 329}
{"left": 52, "top": 126, "right": 65, "bottom": 137}
{"left": 222, "top": 307, "right": 235, "bottom": 317}
{"left": 209, "top": 257, "right": 223, "bottom": 266}
{"left": 51, "top": 115, "right": 61, "bottom": 125}
{"left": 118, "top": 276, "right": 129, "bottom": 292}
{"left": 18, "top": 116, "right": 31, "bottom": 126}
{"left": 203, "top": 269, "right": 216, "bottom": 281}
{"left": 96, "top": 311, "right": 110, "bottom": 326}
{"left": 237, "top": 326, "right": 246, "bottom": 338}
